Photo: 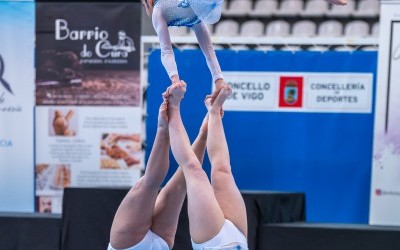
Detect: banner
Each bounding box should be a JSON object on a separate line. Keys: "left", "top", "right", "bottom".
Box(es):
{"left": 220, "top": 72, "right": 373, "bottom": 113}
{"left": 0, "top": 1, "right": 35, "bottom": 212}
{"left": 370, "top": 0, "right": 400, "bottom": 226}
{"left": 148, "top": 50, "right": 377, "bottom": 223}
{"left": 35, "top": 2, "right": 143, "bottom": 213}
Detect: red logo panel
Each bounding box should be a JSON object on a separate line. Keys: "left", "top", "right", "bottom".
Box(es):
{"left": 279, "top": 76, "right": 304, "bottom": 108}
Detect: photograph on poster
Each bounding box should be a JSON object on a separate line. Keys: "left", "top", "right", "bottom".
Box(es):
{"left": 37, "top": 196, "right": 53, "bottom": 214}
{"left": 36, "top": 164, "right": 71, "bottom": 191}
{"left": 100, "top": 133, "right": 141, "bottom": 169}
{"left": 36, "top": 50, "right": 83, "bottom": 87}
{"left": 36, "top": 60, "right": 141, "bottom": 107}
{"left": 49, "top": 108, "right": 78, "bottom": 136}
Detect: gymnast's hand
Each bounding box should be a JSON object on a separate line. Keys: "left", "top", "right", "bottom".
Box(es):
{"left": 326, "top": 0, "right": 347, "bottom": 5}
{"left": 171, "top": 75, "right": 181, "bottom": 85}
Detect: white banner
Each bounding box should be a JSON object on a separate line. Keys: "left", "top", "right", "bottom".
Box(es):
{"left": 370, "top": 0, "right": 400, "bottom": 226}
{"left": 221, "top": 72, "right": 373, "bottom": 113}
{"left": 0, "top": 1, "right": 35, "bottom": 212}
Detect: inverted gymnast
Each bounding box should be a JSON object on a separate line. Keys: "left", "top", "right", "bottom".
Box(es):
{"left": 166, "top": 81, "right": 248, "bottom": 249}
{"left": 108, "top": 96, "right": 210, "bottom": 250}
{"left": 142, "top": 0, "right": 348, "bottom": 88}
{"left": 142, "top": 0, "right": 226, "bottom": 87}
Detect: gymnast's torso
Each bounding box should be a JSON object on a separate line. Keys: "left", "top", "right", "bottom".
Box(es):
{"left": 154, "top": 0, "right": 201, "bottom": 27}
{"left": 151, "top": 0, "right": 224, "bottom": 83}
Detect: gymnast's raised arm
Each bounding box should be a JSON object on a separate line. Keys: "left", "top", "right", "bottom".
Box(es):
{"left": 192, "top": 22, "right": 224, "bottom": 86}
{"left": 152, "top": 7, "right": 180, "bottom": 84}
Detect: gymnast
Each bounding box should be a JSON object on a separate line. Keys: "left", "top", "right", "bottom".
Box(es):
{"left": 142, "top": 0, "right": 225, "bottom": 87}
{"left": 108, "top": 95, "right": 210, "bottom": 250}
{"left": 166, "top": 81, "right": 248, "bottom": 250}
{"left": 142, "top": 0, "right": 348, "bottom": 88}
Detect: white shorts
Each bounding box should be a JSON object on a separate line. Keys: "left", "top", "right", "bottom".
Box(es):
{"left": 191, "top": 219, "right": 249, "bottom": 250}
{"left": 108, "top": 230, "right": 169, "bottom": 250}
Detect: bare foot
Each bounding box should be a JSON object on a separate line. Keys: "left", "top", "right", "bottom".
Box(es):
{"left": 211, "top": 83, "right": 232, "bottom": 112}
{"left": 326, "top": 0, "right": 347, "bottom": 5}
{"left": 204, "top": 95, "right": 213, "bottom": 113}
{"left": 162, "top": 87, "right": 172, "bottom": 102}
{"left": 205, "top": 83, "right": 224, "bottom": 107}
{"left": 168, "top": 81, "right": 186, "bottom": 107}
{"left": 204, "top": 94, "right": 225, "bottom": 117}
{"left": 158, "top": 100, "right": 169, "bottom": 129}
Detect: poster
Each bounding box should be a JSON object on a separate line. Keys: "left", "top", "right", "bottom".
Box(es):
{"left": 35, "top": 2, "right": 143, "bottom": 213}
{"left": 370, "top": 0, "right": 400, "bottom": 226}
{"left": 0, "top": 1, "right": 35, "bottom": 213}
{"left": 0, "top": 1, "right": 35, "bottom": 212}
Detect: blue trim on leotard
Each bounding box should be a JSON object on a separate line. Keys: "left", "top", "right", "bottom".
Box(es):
{"left": 167, "top": 17, "right": 201, "bottom": 28}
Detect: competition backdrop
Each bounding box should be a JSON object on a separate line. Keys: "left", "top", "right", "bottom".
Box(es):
{"left": 35, "top": 2, "right": 143, "bottom": 213}
{"left": 0, "top": 1, "right": 35, "bottom": 213}
{"left": 147, "top": 50, "right": 377, "bottom": 223}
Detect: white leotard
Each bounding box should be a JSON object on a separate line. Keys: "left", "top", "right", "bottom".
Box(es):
{"left": 152, "top": 0, "right": 223, "bottom": 83}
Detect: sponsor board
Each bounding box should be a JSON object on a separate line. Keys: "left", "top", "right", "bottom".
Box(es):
{"left": 0, "top": 1, "right": 35, "bottom": 213}
{"left": 35, "top": 2, "right": 143, "bottom": 213}
{"left": 221, "top": 72, "right": 373, "bottom": 113}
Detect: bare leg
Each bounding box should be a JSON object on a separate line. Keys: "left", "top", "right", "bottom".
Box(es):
{"left": 167, "top": 81, "right": 225, "bottom": 243}
{"left": 206, "top": 84, "right": 248, "bottom": 237}
{"left": 109, "top": 101, "right": 170, "bottom": 249}
{"left": 151, "top": 114, "right": 209, "bottom": 247}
